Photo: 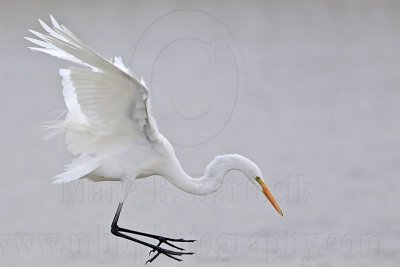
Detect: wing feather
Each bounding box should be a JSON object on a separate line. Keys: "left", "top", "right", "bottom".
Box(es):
{"left": 26, "top": 16, "right": 160, "bottom": 143}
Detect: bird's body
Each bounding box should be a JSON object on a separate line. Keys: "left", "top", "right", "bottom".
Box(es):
{"left": 26, "top": 16, "right": 283, "bottom": 263}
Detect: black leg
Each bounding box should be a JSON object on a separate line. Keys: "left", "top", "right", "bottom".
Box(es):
{"left": 110, "top": 202, "right": 196, "bottom": 264}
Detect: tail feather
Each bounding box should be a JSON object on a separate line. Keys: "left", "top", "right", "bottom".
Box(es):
{"left": 53, "top": 156, "right": 101, "bottom": 184}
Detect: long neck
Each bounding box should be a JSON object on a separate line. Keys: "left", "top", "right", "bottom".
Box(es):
{"left": 162, "top": 154, "right": 251, "bottom": 196}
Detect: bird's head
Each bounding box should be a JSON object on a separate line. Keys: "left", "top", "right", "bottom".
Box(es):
{"left": 234, "top": 155, "right": 284, "bottom": 216}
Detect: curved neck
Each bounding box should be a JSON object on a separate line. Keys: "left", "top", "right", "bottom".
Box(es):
{"left": 162, "top": 154, "right": 252, "bottom": 195}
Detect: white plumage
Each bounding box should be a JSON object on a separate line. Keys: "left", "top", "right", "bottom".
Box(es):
{"left": 26, "top": 15, "right": 283, "bottom": 263}
{"left": 26, "top": 15, "right": 283, "bottom": 210}
{"left": 27, "top": 16, "right": 161, "bottom": 185}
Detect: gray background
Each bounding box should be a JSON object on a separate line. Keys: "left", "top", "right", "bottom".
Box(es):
{"left": 0, "top": 0, "right": 399, "bottom": 266}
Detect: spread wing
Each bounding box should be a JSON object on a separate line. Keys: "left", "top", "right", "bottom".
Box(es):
{"left": 25, "top": 15, "right": 160, "bottom": 144}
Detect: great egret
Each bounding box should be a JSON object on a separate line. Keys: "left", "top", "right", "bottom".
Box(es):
{"left": 26, "top": 16, "right": 283, "bottom": 263}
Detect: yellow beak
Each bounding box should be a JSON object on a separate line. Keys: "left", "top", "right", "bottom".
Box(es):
{"left": 256, "top": 177, "right": 284, "bottom": 216}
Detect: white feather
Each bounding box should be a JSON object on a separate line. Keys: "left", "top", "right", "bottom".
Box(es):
{"left": 26, "top": 16, "right": 161, "bottom": 182}
{"left": 27, "top": 16, "right": 284, "bottom": 224}
{"left": 53, "top": 155, "right": 101, "bottom": 184}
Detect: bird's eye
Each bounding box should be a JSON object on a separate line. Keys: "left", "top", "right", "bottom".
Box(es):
{"left": 255, "top": 176, "right": 261, "bottom": 181}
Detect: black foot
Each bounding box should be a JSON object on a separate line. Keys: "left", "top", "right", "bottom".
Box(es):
{"left": 147, "top": 236, "right": 196, "bottom": 264}
{"left": 145, "top": 241, "right": 193, "bottom": 265}
{"left": 111, "top": 224, "right": 195, "bottom": 264}
{"left": 110, "top": 202, "right": 195, "bottom": 264}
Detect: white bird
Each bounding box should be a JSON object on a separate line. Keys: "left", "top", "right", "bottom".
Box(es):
{"left": 26, "top": 15, "right": 283, "bottom": 264}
